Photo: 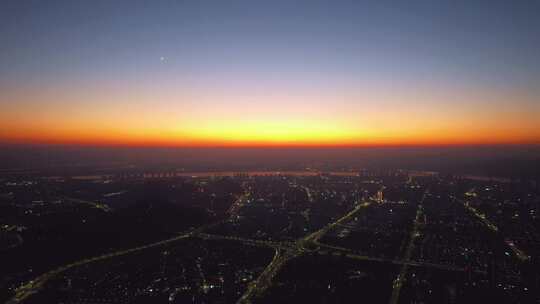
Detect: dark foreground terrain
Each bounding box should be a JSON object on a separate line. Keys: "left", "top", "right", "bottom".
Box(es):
{"left": 1, "top": 169, "right": 539, "bottom": 303}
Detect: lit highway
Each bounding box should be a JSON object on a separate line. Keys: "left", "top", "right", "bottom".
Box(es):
{"left": 388, "top": 191, "right": 426, "bottom": 304}
{"left": 196, "top": 233, "right": 293, "bottom": 250}
{"left": 236, "top": 201, "right": 372, "bottom": 304}
{"left": 5, "top": 221, "right": 222, "bottom": 304}
{"left": 63, "top": 196, "right": 113, "bottom": 212}
{"left": 462, "top": 199, "right": 530, "bottom": 262}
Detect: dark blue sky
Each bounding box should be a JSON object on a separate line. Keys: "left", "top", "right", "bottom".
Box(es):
{"left": 2, "top": 0, "right": 539, "bottom": 88}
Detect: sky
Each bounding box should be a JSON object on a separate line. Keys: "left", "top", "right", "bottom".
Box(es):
{"left": 1, "top": 0, "right": 539, "bottom": 147}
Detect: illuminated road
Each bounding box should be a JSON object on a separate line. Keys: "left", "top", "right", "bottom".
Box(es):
{"left": 197, "top": 233, "right": 293, "bottom": 250}
{"left": 5, "top": 221, "right": 222, "bottom": 304}
{"left": 227, "top": 190, "right": 251, "bottom": 217}
{"left": 302, "top": 186, "right": 314, "bottom": 203}
{"left": 315, "top": 242, "right": 472, "bottom": 273}
{"left": 63, "top": 196, "right": 112, "bottom": 212}
{"left": 237, "top": 248, "right": 299, "bottom": 304}
{"left": 303, "top": 201, "right": 371, "bottom": 244}
{"left": 462, "top": 199, "right": 530, "bottom": 262}
{"left": 236, "top": 201, "right": 372, "bottom": 304}
{"left": 388, "top": 191, "right": 426, "bottom": 304}
{"left": 463, "top": 201, "right": 498, "bottom": 232}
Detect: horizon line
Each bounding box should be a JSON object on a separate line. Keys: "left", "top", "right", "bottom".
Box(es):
{"left": 1, "top": 140, "right": 539, "bottom": 149}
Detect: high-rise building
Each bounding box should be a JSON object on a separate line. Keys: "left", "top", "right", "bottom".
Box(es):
{"left": 376, "top": 190, "right": 383, "bottom": 203}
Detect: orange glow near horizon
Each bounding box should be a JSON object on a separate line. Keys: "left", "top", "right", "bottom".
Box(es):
{"left": 2, "top": 126, "right": 539, "bottom": 148}
{"left": 1, "top": 84, "right": 539, "bottom": 147}
{"left": 1, "top": 118, "right": 539, "bottom": 148}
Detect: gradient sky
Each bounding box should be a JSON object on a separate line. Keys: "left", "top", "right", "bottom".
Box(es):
{"left": 1, "top": 0, "right": 539, "bottom": 146}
